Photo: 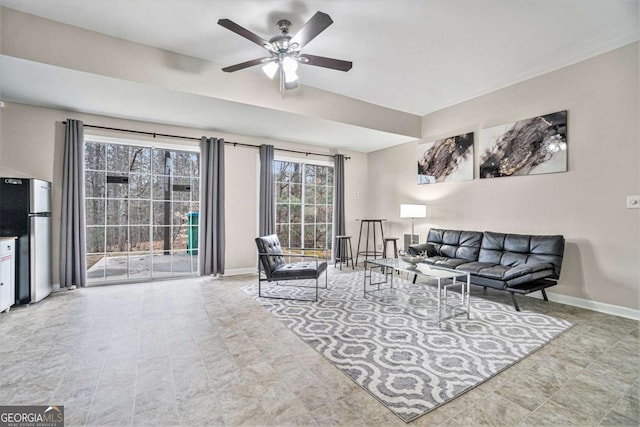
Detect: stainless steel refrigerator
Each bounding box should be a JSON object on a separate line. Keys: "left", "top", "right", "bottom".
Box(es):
{"left": 0, "top": 178, "right": 52, "bottom": 304}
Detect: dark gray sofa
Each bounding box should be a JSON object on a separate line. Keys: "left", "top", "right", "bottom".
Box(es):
{"left": 408, "top": 228, "right": 565, "bottom": 311}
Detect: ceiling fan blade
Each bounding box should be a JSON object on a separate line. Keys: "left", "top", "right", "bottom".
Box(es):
{"left": 218, "top": 19, "right": 271, "bottom": 50}
{"left": 299, "top": 54, "right": 352, "bottom": 72}
{"left": 222, "top": 57, "right": 272, "bottom": 73}
{"left": 290, "top": 11, "right": 333, "bottom": 49}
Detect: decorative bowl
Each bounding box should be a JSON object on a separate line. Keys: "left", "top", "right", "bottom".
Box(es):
{"left": 399, "top": 255, "right": 425, "bottom": 266}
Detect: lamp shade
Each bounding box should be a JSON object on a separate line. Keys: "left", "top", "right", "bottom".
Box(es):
{"left": 400, "top": 204, "right": 427, "bottom": 218}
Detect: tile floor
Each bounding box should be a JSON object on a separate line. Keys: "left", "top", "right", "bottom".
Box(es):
{"left": 0, "top": 266, "right": 638, "bottom": 426}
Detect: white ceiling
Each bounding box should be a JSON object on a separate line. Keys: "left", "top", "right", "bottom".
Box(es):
{"left": 0, "top": 0, "right": 638, "bottom": 152}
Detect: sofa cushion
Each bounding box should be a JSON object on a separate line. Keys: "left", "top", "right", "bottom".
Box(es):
{"left": 473, "top": 264, "right": 510, "bottom": 280}
{"left": 427, "top": 257, "right": 469, "bottom": 269}
{"left": 427, "top": 229, "right": 482, "bottom": 262}
{"left": 455, "top": 262, "right": 496, "bottom": 274}
{"left": 457, "top": 261, "right": 554, "bottom": 282}
{"left": 479, "top": 231, "right": 565, "bottom": 278}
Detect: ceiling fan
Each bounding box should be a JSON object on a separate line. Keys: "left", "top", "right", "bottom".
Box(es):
{"left": 218, "top": 11, "right": 352, "bottom": 93}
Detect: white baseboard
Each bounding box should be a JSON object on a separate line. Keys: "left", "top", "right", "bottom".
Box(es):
{"left": 224, "top": 268, "right": 258, "bottom": 277}
{"left": 526, "top": 291, "right": 640, "bottom": 321}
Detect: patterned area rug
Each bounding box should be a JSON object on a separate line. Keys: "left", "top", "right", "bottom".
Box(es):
{"left": 247, "top": 271, "right": 572, "bottom": 422}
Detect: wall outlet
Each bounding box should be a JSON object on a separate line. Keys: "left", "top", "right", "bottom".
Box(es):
{"left": 627, "top": 195, "right": 640, "bottom": 209}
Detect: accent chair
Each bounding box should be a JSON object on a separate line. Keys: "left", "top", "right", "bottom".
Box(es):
{"left": 255, "top": 234, "right": 328, "bottom": 302}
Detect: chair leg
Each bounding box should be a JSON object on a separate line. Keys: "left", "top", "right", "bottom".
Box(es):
{"left": 349, "top": 239, "right": 354, "bottom": 269}
{"left": 355, "top": 221, "right": 364, "bottom": 266}
{"left": 365, "top": 221, "right": 371, "bottom": 264}
{"left": 412, "top": 274, "right": 417, "bottom": 284}
{"left": 378, "top": 220, "right": 385, "bottom": 256}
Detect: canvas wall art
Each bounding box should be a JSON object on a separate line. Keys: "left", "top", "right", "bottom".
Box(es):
{"left": 479, "top": 110, "right": 567, "bottom": 179}
{"left": 417, "top": 132, "right": 474, "bottom": 184}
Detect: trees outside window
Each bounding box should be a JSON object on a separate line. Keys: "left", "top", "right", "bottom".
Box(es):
{"left": 274, "top": 160, "right": 333, "bottom": 257}
{"left": 85, "top": 140, "right": 199, "bottom": 282}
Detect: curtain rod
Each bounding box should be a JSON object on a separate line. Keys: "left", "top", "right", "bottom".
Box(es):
{"left": 62, "top": 122, "right": 350, "bottom": 160}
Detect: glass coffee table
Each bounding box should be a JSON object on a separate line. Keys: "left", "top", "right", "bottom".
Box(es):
{"left": 364, "top": 258, "right": 471, "bottom": 323}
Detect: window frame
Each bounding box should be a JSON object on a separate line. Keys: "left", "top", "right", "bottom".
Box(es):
{"left": 274, "top": 156, "right": 334, "bottom": 255}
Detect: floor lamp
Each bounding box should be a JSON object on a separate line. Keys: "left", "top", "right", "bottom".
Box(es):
{"left": 400, "top": 204, "right": 427, "bottom": 245}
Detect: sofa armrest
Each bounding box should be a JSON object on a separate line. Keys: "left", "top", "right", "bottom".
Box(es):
{"left": 502, "top": 262, "right": 554, "bottom": 281}
{"left": 408, "top": 243, "right": 436, "bottom": 256}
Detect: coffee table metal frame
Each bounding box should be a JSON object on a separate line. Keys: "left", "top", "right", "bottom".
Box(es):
{"left": 363, "top": 258, "right": 471, "bottom": 323}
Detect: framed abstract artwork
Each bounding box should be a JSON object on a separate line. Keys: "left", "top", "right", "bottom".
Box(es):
{"left": 479, "top": 110, "right": 567, "bottom": 179}
{"left": 417, "top": 132, "right": 474, "bottom": 184}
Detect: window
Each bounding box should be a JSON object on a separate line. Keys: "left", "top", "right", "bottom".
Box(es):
{"left": 84, "top": 139, "right": 199, "bottom": 283}
{"left": 274, "top": 160, "right": 333, "bottom": 255}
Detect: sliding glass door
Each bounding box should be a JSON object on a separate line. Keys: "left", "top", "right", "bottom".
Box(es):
{"left": 84, "top": 139, "right": 199, "bottom": 283}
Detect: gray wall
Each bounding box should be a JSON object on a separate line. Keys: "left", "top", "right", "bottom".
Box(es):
{"left": 368, "top": 42, "right": 639, "bottom": 311}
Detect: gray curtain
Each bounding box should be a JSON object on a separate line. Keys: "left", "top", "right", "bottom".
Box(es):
{"left": 259, "top": 144, "right": 275, "bottom": 236}
{"left": 333, "top": 154, "right": 346, "bottom": 258}
{"left": 199, "top": 137, "right": 225, "bottom": 275}
{"left": 60, "top": 119, "right": 87, "bottom": 288}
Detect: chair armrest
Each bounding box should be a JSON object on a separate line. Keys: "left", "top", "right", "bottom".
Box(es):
{"left": 257, "top": 252, "right": 323, "bottom": 260}
{"left": 283, "top": 247, "right": 329, "bottom": 260}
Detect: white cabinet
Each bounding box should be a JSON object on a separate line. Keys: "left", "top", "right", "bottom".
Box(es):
{"left": 0, "top": 238, "right": 16, "bottom": 313}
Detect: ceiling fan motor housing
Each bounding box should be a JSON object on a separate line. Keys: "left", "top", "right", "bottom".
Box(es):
{"left": 270, "top": 20, "right": 295, "bottom": 52}
{"left": 269, "top": 34, "right": 292, "bottom": 52}
{"left": 277, "top": 19, "right": 292, "bottom": 34}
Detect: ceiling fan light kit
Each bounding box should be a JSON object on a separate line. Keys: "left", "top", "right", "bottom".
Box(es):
{"left": 262, "top": 61, "right": 279, "bottom": 79}
{"left": 218, "top": 11, "right": 352, "bottom": 95}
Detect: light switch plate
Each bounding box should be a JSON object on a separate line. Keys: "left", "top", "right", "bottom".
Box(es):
{"left": 627, "top": 195, "right": 640, "bottom": 209}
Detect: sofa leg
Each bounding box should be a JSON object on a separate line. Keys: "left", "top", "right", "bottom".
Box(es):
{"left": 541, "top": 289, "right": 549, "bottom": 301}
{"left": 412, "top": 274, "right": 417, "bottom": 284}
{"left": 510, "top": 292, "right": 521, "bottom": 311}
